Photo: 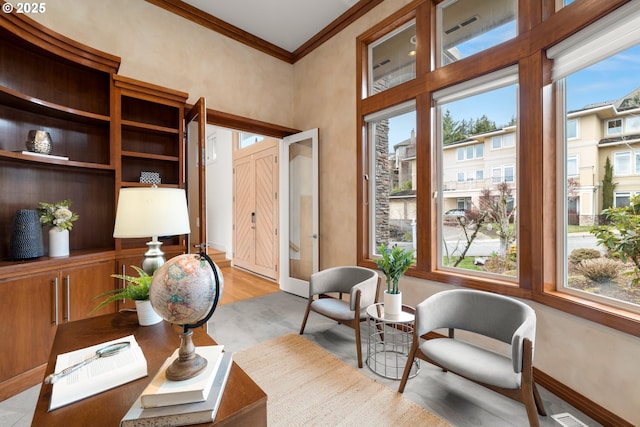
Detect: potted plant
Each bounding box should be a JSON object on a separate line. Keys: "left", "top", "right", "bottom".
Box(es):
{"left": 374, "top": 244, "right": 415, "bottom": 318}
{"left": 38, "top": 199, "right": 79, "bottom": 257}
{"left": 91, "top": 266, "right": 162, "bottom": 325}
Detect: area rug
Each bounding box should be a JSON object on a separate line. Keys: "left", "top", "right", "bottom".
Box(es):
{"left": 232, "top": 333, "right": 451, "bottom": 427}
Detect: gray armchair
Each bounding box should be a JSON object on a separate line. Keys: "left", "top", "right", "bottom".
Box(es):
{"left": 398, "top": 288, "right": 547, "bottom": 426}
{"left": 299, "top": 266, "right": 380, "bottom": 368}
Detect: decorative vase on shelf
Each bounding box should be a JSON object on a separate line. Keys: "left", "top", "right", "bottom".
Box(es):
{"left": 49, "top": 227, "right": 69, "bottom": 257}
{"left": 384, "top": 290, "right": 403, "bottom": 319}
{"left": 9, "top": 209, "right": 44, "bottom": 260}
{"left": 25, "top": 130, "right": 53, "bottom": 155}
{"left": 135, "top": 300, "right": 163, "bottom": 326}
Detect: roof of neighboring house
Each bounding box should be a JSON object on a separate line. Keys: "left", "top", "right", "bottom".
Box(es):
{"left": 599, "top": 134, "right": 640, "bottom": 146}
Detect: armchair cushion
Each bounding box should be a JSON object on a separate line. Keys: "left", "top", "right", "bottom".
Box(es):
{"left": 422, "top": 338, "right": 521, "bottom": 389}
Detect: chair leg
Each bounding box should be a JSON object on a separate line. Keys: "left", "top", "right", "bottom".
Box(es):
{"left": 355, "top": 320, "right": 363, "bottom": 368}
{"left": 532, "top": 383, "right": 547, "bottom": 416}
{"left": 299, "top": 301, "right": 312, "bottom": 335}
{"left": 398, "top": 339, "right": 419, "bottom": 393}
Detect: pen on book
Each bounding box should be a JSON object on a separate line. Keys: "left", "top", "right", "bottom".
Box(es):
{"left": 44, "top": 341, "right": 131, "bottom": 384}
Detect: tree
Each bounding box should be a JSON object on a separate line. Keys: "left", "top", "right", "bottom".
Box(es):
{"left": 442, "top": 109, "right": 465, "bottom": 144}
{"left": 602, "top": 156, "right": 616, "bottom": 211}
{"left": 591, "top": 194, "right": 640, "bottom": 285}
{"left": 479, "top": 182, "right": 517, "bottom": 257}
{"left": 470, "top": 115, "right": 496, "bottom": 135}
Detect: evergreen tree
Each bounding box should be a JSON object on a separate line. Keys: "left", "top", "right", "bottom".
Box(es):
{"left": 602, "top": 156, "right": 616, "bottom": 210}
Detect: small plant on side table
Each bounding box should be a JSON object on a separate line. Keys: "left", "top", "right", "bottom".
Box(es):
{"left": 90, "top": 266, "right": 152, "bottom": 314}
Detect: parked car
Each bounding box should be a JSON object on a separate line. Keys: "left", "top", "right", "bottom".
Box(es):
{"left": 444, "top": 208, "right": 466, "bottom": 222}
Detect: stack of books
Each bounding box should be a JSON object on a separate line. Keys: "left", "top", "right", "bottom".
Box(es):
{"left": 120, "top": 345, "right": 232, "bottom": 427}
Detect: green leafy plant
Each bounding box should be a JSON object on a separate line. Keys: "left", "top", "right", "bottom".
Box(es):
{"left": 591, "top": 194, "right": 640, "bottom": 285}
{"left": 374, "top": 244, "right": 415, "bottom": 294}
{"left": 90, "top": 266, "right": 152, "bottom": 314}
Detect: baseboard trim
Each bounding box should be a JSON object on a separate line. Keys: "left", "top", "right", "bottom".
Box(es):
{"left": 0, "top": 364, "right": 45, "bottom": 402}
{"left": 533, "top": 368, "right": 633, "bottom": 427}
{"left": 423, "top": 332, "right": 632, "bottom": 426}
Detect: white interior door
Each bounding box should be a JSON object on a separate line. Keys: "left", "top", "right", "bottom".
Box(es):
{"left": 279, "top": 129, "right": 319, "bottom": 297}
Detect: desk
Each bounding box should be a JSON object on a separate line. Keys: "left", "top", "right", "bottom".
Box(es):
{"left": 366, "top": 303, "right": 419, "bottom": 380}
{"left": 32, "top": 311, "right": 266, "bottom": 427}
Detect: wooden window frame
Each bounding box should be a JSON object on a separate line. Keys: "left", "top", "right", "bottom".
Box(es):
{"left": 356, "top": 0, "right": 640, "bottom": 337}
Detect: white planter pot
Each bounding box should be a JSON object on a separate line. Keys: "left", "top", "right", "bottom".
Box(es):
{"left": 135, "top": 300, "right": 163, "bottom": 326}
{"left": 383, "top": 290, "right": 402, "bottom": 320}
{"left": 49, "top": 227, "right": 69, "bottom": 257}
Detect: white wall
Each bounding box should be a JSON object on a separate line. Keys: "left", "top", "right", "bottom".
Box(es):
{"left": 205, "top": 126, "right": 233, "bottom": 260}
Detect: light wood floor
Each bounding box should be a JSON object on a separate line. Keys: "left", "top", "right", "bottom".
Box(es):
{"left": 218, "top": 266, "right": 281, "bottom": 305}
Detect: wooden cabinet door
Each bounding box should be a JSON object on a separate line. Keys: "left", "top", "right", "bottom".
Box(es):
{"left": 60, "top": 260, "right": 116, "bottom": 322}
{"left": 0, "top": 271, "right": 58, "bottom": 382}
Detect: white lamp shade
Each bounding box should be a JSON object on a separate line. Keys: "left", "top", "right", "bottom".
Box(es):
{"left": 113, "top": 187, "right": 191, "bottom": 238}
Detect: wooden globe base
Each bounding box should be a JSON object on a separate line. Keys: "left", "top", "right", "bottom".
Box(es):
{"left": 165, "top": 329, "right": 208, "bottom": 381}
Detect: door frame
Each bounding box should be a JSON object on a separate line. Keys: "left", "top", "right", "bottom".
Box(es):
{"left": 279, "top": 128, "right": 319, "bottom": 297}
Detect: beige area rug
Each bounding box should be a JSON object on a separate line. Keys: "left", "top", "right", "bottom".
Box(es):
{"left": 233, "top": 334, "right": 451, "bottom": 427}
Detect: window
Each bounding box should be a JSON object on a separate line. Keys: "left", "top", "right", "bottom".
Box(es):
{"left": 566, "top": 119, "right": 578, "bottom": 139}
{"left": 548, "top": 0, "right": 640, "bottom": 312}
{"left": 491, "top": 133, "right": 515, "bottom": 149}
{"left": 607, "top": 119, "right": 622, "bottom": 136}
{"left": 614, "top": 192, "right": 631, "bottom": 208}
{"left": 369, "top": 21, "right": 416, "bottom": 96}
{"left": 614, "top": 151, "right": 632, "bottom": 176}
{"left": 435, "top": 66, "right": 518, "bottom": 278}
{"left": 358, "top": 0, "right": 640, "bottom": 336}
{"left": 365, "top": 101, "right": 416, "bottom": 254}
{"left": 627, "top": 116, "right": 640, "bottom": 133}
{"left": 239, "top": 133, "right": 265, "bottom": 148}
{"left": 456, "top": 143, "right": 483, "bottom": 161}
{"left": 567, "top": 155, "right": 578, "bottom": 177}
{"left": 436, "top": 0, "right": 517, "bottom": 66}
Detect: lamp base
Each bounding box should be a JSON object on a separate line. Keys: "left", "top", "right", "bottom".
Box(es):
{"left": 142, "top": 239, "right": 165, "bottom": 275}
{"left": 166, "top": 329, "right": 208, "bottom": 381}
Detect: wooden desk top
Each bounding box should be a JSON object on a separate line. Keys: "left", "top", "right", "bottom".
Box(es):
{"left": 32, "top": 311, "right": 266, "bottom": 427}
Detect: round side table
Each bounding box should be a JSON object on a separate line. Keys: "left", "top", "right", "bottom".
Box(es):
{"left": 366, "top": 302, "right": 419, "bottom": 380}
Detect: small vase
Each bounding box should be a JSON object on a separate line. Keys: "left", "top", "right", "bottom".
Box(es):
{"left": 384, "top": 290, "right": 403, "bottom": 319}
{"left": 9, "top": 209, "right": 44, "bottom": 260}
{"left": 49, "top": 227, "right": 69, "bottom": 257}
{"left": 135, "top": 300, "right": 163, "bottom": 326}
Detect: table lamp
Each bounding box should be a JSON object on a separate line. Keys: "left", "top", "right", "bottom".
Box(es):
{"left": 113, "top": 186, "right": 191, "bottom": 274}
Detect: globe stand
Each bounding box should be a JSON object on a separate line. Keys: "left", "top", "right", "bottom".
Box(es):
{"left": 165, "top": 330, "right": 207, "bottom": 380}
{"left": 163, "top": 251, "right": 221, "bottom": 382}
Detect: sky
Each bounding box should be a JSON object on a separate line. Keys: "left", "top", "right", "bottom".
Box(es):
{"left": 387, "top": 38, "right": 640, "bottom": 149}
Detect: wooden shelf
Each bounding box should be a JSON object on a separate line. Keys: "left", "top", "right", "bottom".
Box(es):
{"left": 0, "top": 85, "right": 110, "bottom": 125}
{"left": 121, "top": 150, "right": 179, "bottom": 162}
{"left": 121, "top": 120, "right": 179, "bottom": 134}
{"left": 0, "top": 149, "right": 114, "bottom": 170}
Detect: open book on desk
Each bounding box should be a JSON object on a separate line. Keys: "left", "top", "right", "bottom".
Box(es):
{"left": 49, "top": 335, "right": 147, "bottom": 411}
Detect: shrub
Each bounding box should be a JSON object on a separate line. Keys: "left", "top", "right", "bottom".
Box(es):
{"left": 569, "top": 248, "right": 601, "bottom": 265}
{"left": 576, "top": 258, "right": 619, "bottom": 282}
{"left": 483, "top": 254, "right": 516, "bottom": 274}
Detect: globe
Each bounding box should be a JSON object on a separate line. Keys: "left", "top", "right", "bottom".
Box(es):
{"left": 149, "top": 253, "right": 224, "bottom": 326}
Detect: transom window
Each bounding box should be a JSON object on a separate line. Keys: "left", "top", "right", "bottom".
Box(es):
{"left": 437, "top": 0, "right": 517, "bottom": 67}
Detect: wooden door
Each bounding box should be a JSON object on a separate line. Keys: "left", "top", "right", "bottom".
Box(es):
{"left": 233, "top": 140, "right": 279, "bottom": 279}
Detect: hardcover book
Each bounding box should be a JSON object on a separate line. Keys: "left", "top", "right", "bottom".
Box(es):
{"left": 120, "top": 352, "right": 232, "bottom": 427}
{"left": 140, "top": 345, "right": 224, "bottom": 408}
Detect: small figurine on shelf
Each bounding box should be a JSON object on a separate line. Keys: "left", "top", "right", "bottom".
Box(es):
{"left": 38, "top": 199, "right": 79, "bottom": 257}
